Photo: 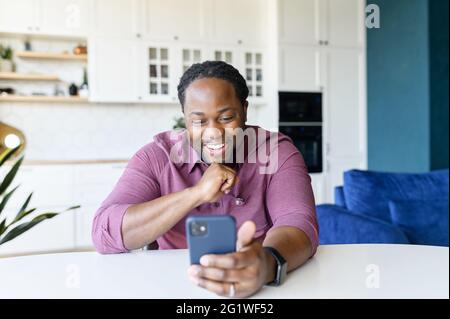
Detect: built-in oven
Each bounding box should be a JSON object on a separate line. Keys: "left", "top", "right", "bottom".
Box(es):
{"left": 279, "top": 92, "right": 323, "bottom": 173}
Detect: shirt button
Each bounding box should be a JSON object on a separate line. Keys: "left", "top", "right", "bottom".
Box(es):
{"left": 234, "top": 198, "right": 245, "bottom": 206}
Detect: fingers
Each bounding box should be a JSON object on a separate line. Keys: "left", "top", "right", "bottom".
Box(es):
{"left": 219, "top": 167, "right": 238, "bottom": 193}
{"left": 188, "top": 265, "right": 253, "bottom": 282}
{"left": 188, "top": 275, "right": 239, "bottom": 298}
{"left": 237, "top": 221, "right": 256, "bottom": 250}
{"left": 199, "top": 246, "right": 258, "bottom": 269}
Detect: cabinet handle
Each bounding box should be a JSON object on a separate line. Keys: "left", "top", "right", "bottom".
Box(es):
{"left": 237, "top": 40, "right": 243, "bottom": 45}
{"left": 28, "top": 26, "right": 33, "bottom": 31}
{"left": 324, "top": 41, "right": 329, "bottom": 46}
{"left": 35, "top": 26, "right": 40, "bottom": 31}
{"left": 136, "top": 33, "right": 141, "bottom": 38}
{"left": 174, "top": 35, "right": 179, "bottom": 41}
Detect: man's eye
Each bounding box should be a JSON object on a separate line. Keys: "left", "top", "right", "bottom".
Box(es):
{"left": 192, "top": 120, "right": 205, "bottom": 126}
{"left": 220, "top": 117, "right": 233, "bottom": 122}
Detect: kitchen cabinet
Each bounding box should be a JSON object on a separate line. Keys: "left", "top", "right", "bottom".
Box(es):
{"left": 140, "top": 0, "right": 207, "bottom": 42}
{"left": 209, "top": 0, "right": 267, "bottom": 46}
{"left": 278, "top": 0, "right": 326, "bottom": 46}
{"left": 0, "top": 0, "right": 38, "bottom": 34}
{"left": 278, "top": 0, "right": 363, "bottom": 48}
{"left": 37, "top": 0, "right": 92, "bottom": 37}
{"left": 0, "top": 163, "right": 127, "bottom": 256}
{"left": 324, "top": 48, "right": 365, "bottom": 159}
{"left": 0, "top": 0, "right": 91, "bottom": 36}
{"left": 279, "top": 44, "right": 323, "bottom": 92}
{"left": 88, "top": 37, "right": 139, "bottom": 103}
{"left": 92, "top": 0, "right": 139, "bottom": 38}
{"left": 138, "top": 42, "right": 178, "bottom": 103}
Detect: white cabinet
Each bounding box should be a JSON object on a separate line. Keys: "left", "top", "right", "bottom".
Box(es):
{"left": 279, "top": 45, "right": 323, "bottom": 92}
{"left": 0, "top": 163, "right": 127, "bottom": 256}
{"left": 278, "top": 0, "right": 364, "bottom": 48}
{"left": 88, "top": 37, "right": 139, "bottom": 103}
{"left": 327, "top": 0, "right": 365, "bottom": 48}
{"left": 209, "top": 0, "right": 267, "bottom": 46}
{"left": 0, "top": 0, "right": 91, "bottom": 36}
{"left": 138, "top": 42, "right": 178, "bottom": 103}
{"left": 0, "top": 0, "right": 38, "bottom": 33}
{"left": 92, "top": 0, "right": 139, "bottom": 38}
{"left": 140, "top": 0, "right": 207, "bottom": 42}
{"left": 73, "top": 164, "right": 126, "bottom": 248}
{"left": 38, "top": 0, "right": 92, "bottom": 37}
{"left": 324, "top": 49, "right": 365, "bottom": 159}
{"left": 278, "top": 0, "right": 326, "bottom": 46}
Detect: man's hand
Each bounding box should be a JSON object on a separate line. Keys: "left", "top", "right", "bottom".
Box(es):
{"left": 192, "top": 163, "right": 239, "bottom": 204}
{"left": 187, "top": 221, "right": 276, "bottom": 298}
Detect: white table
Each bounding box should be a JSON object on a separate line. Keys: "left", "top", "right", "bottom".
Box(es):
{"left": 0, "top": 244, "right": 448, "bottom": 299}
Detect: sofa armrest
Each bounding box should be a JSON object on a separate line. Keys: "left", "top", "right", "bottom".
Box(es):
{"left": 316, "top": 204, "right": 409, "bottom": 245}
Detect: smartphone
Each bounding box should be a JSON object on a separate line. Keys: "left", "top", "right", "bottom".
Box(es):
{"left": 186, "top": 215, "right": 237, "bottom": 265}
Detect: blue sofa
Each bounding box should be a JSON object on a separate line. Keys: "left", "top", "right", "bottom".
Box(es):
{"left": 316, "top": 169, "right": 449, "bottom": 246}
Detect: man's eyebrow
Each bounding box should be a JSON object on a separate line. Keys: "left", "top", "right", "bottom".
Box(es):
{"left": 189, "top": 106, "right": 232, "bottom": 116}
{"left": 189, "top": 110, "right": 204, "bottom": 116}
{"left": 217, "top": 107, "right": 232, "bottom": 113}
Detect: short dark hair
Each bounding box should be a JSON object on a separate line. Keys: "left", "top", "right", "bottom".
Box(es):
{"left": 177, "top": 60, "right": 249, "bottom": 111}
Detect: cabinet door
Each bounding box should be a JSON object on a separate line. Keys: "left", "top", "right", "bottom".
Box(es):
{"left": 279, "top": 45, "right": 323, "bottom": 92}
{"left": 38, "top": 0, "right": 92, "bottom": 36}
{"left": 242, "top": 50, "right": 266, "bottom": 104}
{"left": 141, "top": 0, "right": 207, "bottom": 42}
{"left": 325, "top": 48, "right": 365, "bottom": 159}
{"left": 73, "top": 164, "right": 126, "bottom": 248}
{"left": 327, "top": 0, "right": 364, "bottom": 48}
{"left": 0, "top": 207, "right": 76, "bottom": 256}
{"left": 0, "top": 0, "right": 37, "bottom": 33}
{"left": 88, "top": 37, "right": 139, "bottom": 103}
{"left": 139, "top": 42, "right": 177, "bottom": 103}
{"left": 209, "top": 0, "right": 266, "bottom": 46}
{"left": 93, "top": 0, "right": 139, "bottom": 37}
{"left": 278, "top": 0, "right": 326, "bottom": 45}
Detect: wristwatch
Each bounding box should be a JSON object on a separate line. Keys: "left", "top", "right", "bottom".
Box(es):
{"left": 264, "top": 246, "right": 288, "bottom": 286}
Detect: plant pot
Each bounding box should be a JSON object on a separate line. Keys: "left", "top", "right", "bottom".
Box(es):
{"left": 0, "top": 59, "right": 14, "bottom": 72}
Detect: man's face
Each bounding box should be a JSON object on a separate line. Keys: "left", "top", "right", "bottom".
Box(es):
{"left": 183, "top": 78, "right": 248, "bottom": 164}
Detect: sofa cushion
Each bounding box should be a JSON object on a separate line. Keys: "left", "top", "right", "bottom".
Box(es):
{"left": 334, "top": 186, "right": 346, "bottom": 208}
{"left": 389, "top": 199, "right": 449, "bottom": 246}
{"left": 316, "top": 204, "right": 409, "bottom": 245}
{"left": 343, "top": 169, "right": 449, "bottom": 222}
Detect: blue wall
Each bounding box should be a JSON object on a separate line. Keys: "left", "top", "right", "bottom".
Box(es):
{"left": 429, "top": 0, "right": 449, "bottom": 170}
{"left": 368, "top": 0, "right": 430, "bottom": 173}
{"left": 367, "top": 0, "right": 449, "bottom": 172}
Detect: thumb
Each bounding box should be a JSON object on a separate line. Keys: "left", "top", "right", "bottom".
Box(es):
{"left": 236, "top": 220, "right": 256, "bottom": 251}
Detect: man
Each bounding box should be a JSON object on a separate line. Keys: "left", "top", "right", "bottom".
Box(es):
{"left": 92, "top": 61, "right": 319, "bottom": 298}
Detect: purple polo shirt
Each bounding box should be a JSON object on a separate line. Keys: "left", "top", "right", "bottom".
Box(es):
{"left": 92, "top": 126, "right": 319, "bottom": 256}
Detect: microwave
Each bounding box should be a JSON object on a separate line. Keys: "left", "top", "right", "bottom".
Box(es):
{"left": 279, "top": 92, "right": 322, "bottom": 123}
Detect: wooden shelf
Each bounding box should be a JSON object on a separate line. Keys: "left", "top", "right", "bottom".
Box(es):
{"left": 16, "top": 51, "right": 88, "bottom": 61}
{"left": 0, "top": 72, "right": 59, "bottom": 81}
{"left": 0, "top": 95, "right": 88, "bottom": 103}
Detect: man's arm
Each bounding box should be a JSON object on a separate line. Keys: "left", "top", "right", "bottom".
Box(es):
{"left": 262, "top": 226, "right": 312, "bottom": 283}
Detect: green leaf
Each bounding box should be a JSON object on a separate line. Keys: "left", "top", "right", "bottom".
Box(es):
{"left": 0, "top": 219, "right": 6, "bottom": 236}
{"left": 0, "top": 156, "right": 23, "bottom": 195}
{"left": 0, "top": 146, "right": 20, "bottom": 167}
{"left": 0, "top": 185, "right": 19, "bottom": 217}
{"left": 0, "top": 212, "right": 58, "bottom": 245}
{"left": 12, "top": 192, "right": 33, "bottom": 223}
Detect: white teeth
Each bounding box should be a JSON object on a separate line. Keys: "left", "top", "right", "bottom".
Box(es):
{"left": 205, "top": 144, "right": 224, "bottom": 150}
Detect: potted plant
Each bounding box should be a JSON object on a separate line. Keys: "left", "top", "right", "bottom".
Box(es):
{"left": 0, "top": 44, "right": 14, "bottom": 73}
{"left": 0, "top": 146, "right": 79, "bottom": 247}
{"left": 172, "top": 116, "right": 186, "bottom": 130}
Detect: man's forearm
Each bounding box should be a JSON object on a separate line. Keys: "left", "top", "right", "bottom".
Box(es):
{"left": 122, "top": 187, "right": 203, "bottom": 250}
{"left": 262, "top": 226, "right": 312, "bottom": 283}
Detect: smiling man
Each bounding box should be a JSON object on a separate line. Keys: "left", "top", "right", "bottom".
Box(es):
{"left": 92, "top": 61, "right": 319, "bottom": 298}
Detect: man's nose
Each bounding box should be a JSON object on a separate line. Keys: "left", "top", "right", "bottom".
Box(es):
{"left": 202, "top": 125, "right": 224, "bottom": 142}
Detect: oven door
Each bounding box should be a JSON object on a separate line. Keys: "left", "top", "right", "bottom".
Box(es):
{"left": 279, "top": 125, "right": 323, "bottom": 173}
